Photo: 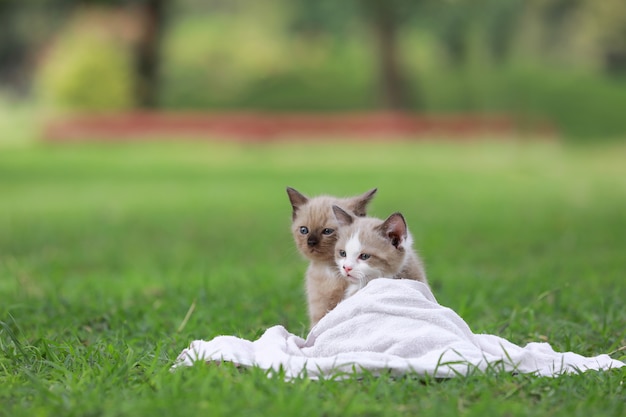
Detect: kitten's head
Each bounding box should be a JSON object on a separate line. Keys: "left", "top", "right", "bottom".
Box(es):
{"left": 333, "top": 205, "right": 412, "bottom": 288}
{"left": 287, "top": 187, "right": 377, "bottom": 263}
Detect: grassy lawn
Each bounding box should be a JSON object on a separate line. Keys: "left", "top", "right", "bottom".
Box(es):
{"left": 1, "top": 138, "right": 625, "bottom": 416}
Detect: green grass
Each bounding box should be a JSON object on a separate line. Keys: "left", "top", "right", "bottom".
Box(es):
{"left": 1, "top": 138, "right": 625, "bottom": 416}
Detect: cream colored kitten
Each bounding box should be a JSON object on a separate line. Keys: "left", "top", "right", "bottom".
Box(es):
{"left": 287, "top": 187, "right": 377, "bottom": 328}
{"left": 332, "top": 205, "right": 428, "bottom": 299}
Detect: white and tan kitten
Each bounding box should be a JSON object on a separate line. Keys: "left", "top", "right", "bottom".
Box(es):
{"left": 287, "top": 187, "right": 377, "bottom": 328}
{"left": 332, "top": 205, "right": 428, "bottom": 299}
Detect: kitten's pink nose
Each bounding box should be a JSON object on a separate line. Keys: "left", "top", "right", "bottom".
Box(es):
{"left": 343, "top": 265, "right": 353, "bottom": 273}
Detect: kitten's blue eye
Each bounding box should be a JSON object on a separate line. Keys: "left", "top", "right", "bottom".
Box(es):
{"left": 322, "top": 228, "right": 334, "bottom": 235}
{"left": 338, "top": 250, "right": 346, "bottom": 257}
{"left": 299, "top": 226, "right": 309, "bottom": 235}
{"left": 359, "top": 253, "right": 371, "bottom": 261}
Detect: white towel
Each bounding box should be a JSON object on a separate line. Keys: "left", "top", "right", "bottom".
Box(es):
{"left": 174, "top": 279, "right": 624, "bottom": 379}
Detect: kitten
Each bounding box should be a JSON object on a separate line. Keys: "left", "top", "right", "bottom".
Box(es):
{"left": 332, "top": 205, "right": 428, "bottom": 299}
{"left": 287, "top": 187, "right": 377, "bottom": 328}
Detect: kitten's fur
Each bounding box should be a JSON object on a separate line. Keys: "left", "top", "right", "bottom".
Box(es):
{"left": 287, "top": 187, "right": 377, "bottom": 328}
{"left": 333, "top": 205, "right": 428, "bottom": 299}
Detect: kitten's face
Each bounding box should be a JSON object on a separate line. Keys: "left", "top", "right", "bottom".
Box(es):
{"left": 287, "top": 188, "right": 377, "bottom": 263}
{"left": 333, "top": 207, "right": 409, "bottom": 289}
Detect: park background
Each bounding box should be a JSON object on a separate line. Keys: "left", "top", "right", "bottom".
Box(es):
{"left": 1, "top": 0, "right": 626, "bottom": 140}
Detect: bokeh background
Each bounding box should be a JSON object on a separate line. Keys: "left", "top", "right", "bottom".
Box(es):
{"left": 1, "top": 0, "right": 626, "bottom": 142}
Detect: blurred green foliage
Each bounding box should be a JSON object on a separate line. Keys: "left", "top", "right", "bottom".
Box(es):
{"left": 2, "top": 0, "right": 626, "bottom": 138}
{"left": 160, "top": 12, "right": 377, "bottom": 110}
{"left": 36, "top": 31, "right": 135, "bottom": 111}
{"left": 161, "top": 0, "right": 626, "bottom": 138}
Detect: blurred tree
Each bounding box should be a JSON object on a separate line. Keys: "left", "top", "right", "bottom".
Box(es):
{"left": 289, "top": 0, "right": 425, "bottom": 109}
{"left": 73, "top": 0, "right": 166, "bottom": 108}
{"left": 0, "top": 0, "right": 72, "bottom": 95}
{"left": 424, "top": 0, "right": 524, "bottom": 67}
{"left": 360, "top": 0, "right": 421, "bottom": 109}
{"left": 131, "top": 0, "right": 166, "bottom": 107}
{"left": 0, "top": 1, "right": 29, "bottom": 93}
{"left": 580, "top": 0, "right": 626, "bottom": 76}
{"left": 426, "top": 1, "right": 472, "bottom": 67}
{"left": 1, "top": 0, "right": 166, "bottom": 107}
{"left": 526, "top": 0, "right": 626, "bottom": 75}
{"left": 483, "top": 0, "right": 524, "bottom": 64}
{"left": 36, "top": 26, "right": 135, "bottom": 110}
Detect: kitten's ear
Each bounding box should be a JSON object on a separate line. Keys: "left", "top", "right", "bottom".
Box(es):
{"left": 380, "top": 212, "right": 407, "bottom": 249}
{"left": 332, "top": 205, "right": 355, "bottom": 226}
{"left": 286, "top": 187, "right": 308, "bottom": 219}
{"left": 348, "top": 188, "right": 377, "bottom": 217}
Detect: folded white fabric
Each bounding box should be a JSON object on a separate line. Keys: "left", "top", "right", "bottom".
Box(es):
{"left": 174, "top": 279, "right": 624, "bottom": 379}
